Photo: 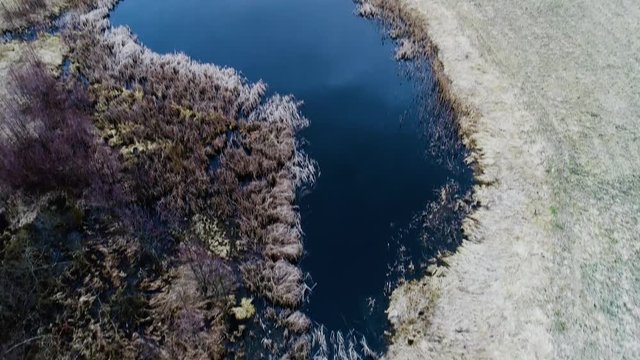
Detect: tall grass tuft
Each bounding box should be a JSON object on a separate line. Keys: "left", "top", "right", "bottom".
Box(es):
{"left": 310, "top": 325, "right": 379, "bottom": 360}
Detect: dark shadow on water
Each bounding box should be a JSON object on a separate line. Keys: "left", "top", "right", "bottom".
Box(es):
{"left": 111, "top": 0, "right": 473, "bottom": 355}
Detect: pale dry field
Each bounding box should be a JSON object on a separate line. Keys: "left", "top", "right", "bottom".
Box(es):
{"left": 385, "top": 0, "right": 640, "bottom": 359}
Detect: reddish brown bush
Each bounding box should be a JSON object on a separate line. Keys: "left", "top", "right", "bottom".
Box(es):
{"left": 179, "top": 243, "right": 237, "bottom": 300}
{"left": 0, "top": 58, "right": 120, "bottom": 200}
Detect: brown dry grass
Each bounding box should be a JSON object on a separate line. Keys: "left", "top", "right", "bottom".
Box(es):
{"left": 362, "top": 0, "right": 640, "bottom": 359}
{"left": 0, "top": 35, "right": 65, "bottom": 98}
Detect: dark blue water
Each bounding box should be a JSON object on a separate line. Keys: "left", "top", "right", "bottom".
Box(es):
{"left": 111, "top": 0, "right": 467, "bottom": 351}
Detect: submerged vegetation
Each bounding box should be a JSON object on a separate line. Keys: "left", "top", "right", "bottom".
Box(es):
{"left": 356, "top": 0, "right": 472, "bottom": 172}
{"left": 355, "top": 0, "right": 475, "bottom": 271}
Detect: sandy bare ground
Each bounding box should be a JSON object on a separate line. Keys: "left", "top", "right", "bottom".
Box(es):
{"left": 385, "top": 1, "right": 640, "bottom": 359}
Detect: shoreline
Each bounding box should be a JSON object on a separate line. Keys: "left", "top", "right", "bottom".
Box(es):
{"left": 368, "top": 0, "right": 554, "bottom": 357}
{"left": 5, "top": 0, "right": 639, "bottom": 358}
{"left": 376, "top": 0, "right": 640, "bottom": 358}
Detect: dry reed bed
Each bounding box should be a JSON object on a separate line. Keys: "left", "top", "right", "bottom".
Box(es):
{"left": 0, "top": 2, "right": 316, "bottom": 358}
{"left": 356, "top": 0, "right": 478, "bottom": 168}
{"left": 66, "top": 7, "right": 316, "bottom": 307}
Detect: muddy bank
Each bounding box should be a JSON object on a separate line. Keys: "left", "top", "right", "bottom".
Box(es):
{"left": 363, "top": 0, "right": 640, "bottom": 359}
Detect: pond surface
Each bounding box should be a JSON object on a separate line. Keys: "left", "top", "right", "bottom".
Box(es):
{"left": 111, "top": 0, "right": 469, "bottom": 352}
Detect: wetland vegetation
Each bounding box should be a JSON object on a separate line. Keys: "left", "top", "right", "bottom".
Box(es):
{"left": 0, "top": 0, "right": 474, "bottom": 358}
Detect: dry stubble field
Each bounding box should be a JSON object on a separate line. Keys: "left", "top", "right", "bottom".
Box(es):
{"left": 385, "top": 1, "right": 640, "bottom": 359}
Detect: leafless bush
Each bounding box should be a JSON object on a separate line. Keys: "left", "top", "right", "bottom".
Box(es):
{"left": 123, "top": 206, "right": 174, "bottom": 269}
{"left": 0, "top": 56, "right": 121, "bottom": 200}
{"left": 179, "top": 243, "right": 237, "bottom": 300}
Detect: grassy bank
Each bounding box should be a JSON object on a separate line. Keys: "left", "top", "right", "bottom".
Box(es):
{"left": 360, "top": 0, "right": 640, "bottom": 359}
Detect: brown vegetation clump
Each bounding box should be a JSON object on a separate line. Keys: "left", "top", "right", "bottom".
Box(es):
{"left": 287, "top": 334, "right": 312, "bottom": 360}
{"left": 241, "top": 258, "right": 307, "bottom": 308}
{"left": 283, "top": 310, "right": 312, "bottom": 334}
{"left": 0, "top": 55, "right": 120, "bottom": 200}
{"left": 178, "top": 242, "right": 237, "bottom": 300}
{"left": 147, "top": 258, "right": 233, "bottom": 360}
{"left": 64, "top": 8, "right": 315, "bottom": 313}
{"left": 1, "top": 2, "right": 317, "bottom": 357}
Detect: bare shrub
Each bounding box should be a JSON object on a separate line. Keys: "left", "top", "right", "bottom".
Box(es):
{"left": 0, "top": 56, "right": 120, "bottom": 200}
{"left": 179, "top": 243, "right": 237, "bottom": 300}
{"left": 122, "top": 206, "right": 174, "bottom": 270}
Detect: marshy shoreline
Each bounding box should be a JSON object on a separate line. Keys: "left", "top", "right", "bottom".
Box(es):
{"left": 7, "top": 0, "right": 637, "bottom": 359}
{"left": 0, "top": 0, "right": 540, "bottom": 358}
{"left": 366, "top": 0, "right": 640, "bottom": 359}
{"left": 2, "top": 0, "right": 466, "bottom": 357}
